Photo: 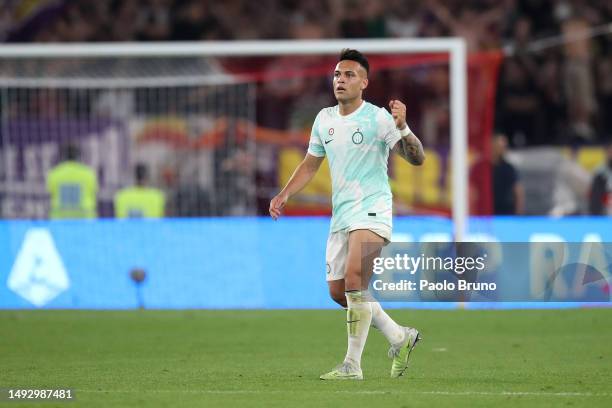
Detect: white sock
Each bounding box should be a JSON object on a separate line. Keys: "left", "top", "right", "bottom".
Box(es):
{"left": 371, "top": 301, "right": 404, "bottom": 345}
{"left": 344, "top": 291, "right": 372, "bottom": 368}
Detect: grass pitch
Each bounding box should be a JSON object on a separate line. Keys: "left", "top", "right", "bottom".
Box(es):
{"left": 1, "top": 308, "right": 611, "bottom": 407}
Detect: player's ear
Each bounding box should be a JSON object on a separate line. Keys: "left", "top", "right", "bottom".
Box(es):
{"left": 361, "top": 78, "right": 368, "bottom": 90}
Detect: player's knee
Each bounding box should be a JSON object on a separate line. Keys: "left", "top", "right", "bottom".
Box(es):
{"left": 344, "top": 258, "right": 363, "bottom": 278}
{"left": 344, "top": 268, "right": 363, "bottom": 291}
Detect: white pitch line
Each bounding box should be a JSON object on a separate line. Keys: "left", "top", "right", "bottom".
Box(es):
{"left": 419, "top": 391, "right": 609, "bottom": 397}
{"left": 77, "top": 389, "right": 611, "bottom": 397}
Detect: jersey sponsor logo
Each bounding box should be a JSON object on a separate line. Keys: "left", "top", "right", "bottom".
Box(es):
{"left": 328, "top": 128, "right": 334, "bottom": 135}
{"left": 352, "top": 129, "right": 364, "bottom": 145}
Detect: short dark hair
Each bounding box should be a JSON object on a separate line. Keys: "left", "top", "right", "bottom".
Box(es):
{"left": 135, "top": 163, "right": 148, "bottom": 184}
{"left": 339, "top": 48, "right": 369, "bottom": 75}
{"left": 61, "top": 143, "right": 80, "bottom": 161}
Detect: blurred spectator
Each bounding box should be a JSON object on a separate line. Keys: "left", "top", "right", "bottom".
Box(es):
{"left": 337, "top": 0, "right": 369, "bottom": 38}
{"left": 562, "top": 18, "right": 596, "bottom": 142}
{"left": 519, "top": 0, "right": 557, "bottom": 36}
{"left": 3, "top": 0, "right": 610, "bottom": 146}
{"left": 537, "top": 53, "right": 566, "bottom": 142}
{"left": 492, "top": 134, "right": 524, "bottom": 214}
{"left": 495, "top": 58, "right": 540, "bottom": 146}
{"left": 596, "top": 55, "right": 612, "bottom": 139}
{"left": 210, "top": 1, "right": 256, "bottom": 39}
{"left": 94, "top": 89, "right": 134, "bottom": 120}
{"left": 0, "top": 5, "right": 12, "bottom": 41}
{"left": 171, "top": 0, "right": 224, "bottom": 40}
{"left": 137, "top": 0, "right": 171, "bottom": 41}
{"left": 589, "top": 142, "right": 612, "bottom": 215}
{"left": 385, "top": 0, "right": 424, "bottom": 38}
{"left": 54, "top": 1, "right": 99, "bottom": 42}
{"left": 420, "top": 66, "right": 450, "bottom": 147}
{"left": 428, "top": 0, "right": 506, "bottom": 51}
{"left": 47, "top": 143, "right": 98, "bottom": 219}
{"left": 549, "top": 145, "right": 591, "bottom": 216}
{"left": 362, "top": 0, "right": 388, "bottom": 38}
{"left": 109, "top": 0, "right": 142, "bottom": 42}
{"left": 114, "top": 163, "right": 165, "bottom": 218}
{"left": 290, "top": 15, "right": 327, "bottom": 39}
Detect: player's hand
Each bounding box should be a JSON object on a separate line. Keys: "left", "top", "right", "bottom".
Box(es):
{"left": 269, "top": 192, "right": 289, "bottom": 220}
{"left": 389, "top": 100, "right": 407, "bottom": 130}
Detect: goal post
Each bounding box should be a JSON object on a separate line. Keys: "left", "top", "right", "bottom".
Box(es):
{"left": 0, "top": 39, "right": 468, "bottom": 240}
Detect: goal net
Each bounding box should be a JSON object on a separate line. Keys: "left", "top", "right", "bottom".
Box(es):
{"left": 0, "top": 53, "right": 256, "bottom": 218}
{"left": 0, "top": 40, "right": 501, "bottom": 237}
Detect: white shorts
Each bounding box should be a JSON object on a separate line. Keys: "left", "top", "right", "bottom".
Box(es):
{"left": 325, "top": 224, "right": 391, "bottom": 282}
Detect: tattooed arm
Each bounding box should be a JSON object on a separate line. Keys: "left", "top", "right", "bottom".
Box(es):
{"left": 392, "top": 132, "right": 425, "bottom": 165}
{"left": 388, "top": 99, "right": 425, "bottom": 165}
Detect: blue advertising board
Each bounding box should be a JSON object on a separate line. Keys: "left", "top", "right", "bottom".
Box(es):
{"left": 0, "top": 216, "right": 611, "bottom": 309}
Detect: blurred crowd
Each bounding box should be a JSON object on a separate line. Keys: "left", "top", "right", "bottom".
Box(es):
{"left": 1, "top": 0, "right": 612, "bottom": 218}
{"left": 2, "top": 0, "right": 612, "bottom": 145}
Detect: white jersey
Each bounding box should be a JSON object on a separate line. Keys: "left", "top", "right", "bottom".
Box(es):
{"left": 307, "top": 101, "right": 401, "bottom": 235}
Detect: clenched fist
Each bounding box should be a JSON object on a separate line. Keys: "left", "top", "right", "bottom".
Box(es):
{"left": 389, "top": 100, "right": 407, "bottom": 130}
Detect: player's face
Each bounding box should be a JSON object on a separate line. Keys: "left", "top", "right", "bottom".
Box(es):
{"left": 333, "top": 60, "right": 368, "bottom": 103}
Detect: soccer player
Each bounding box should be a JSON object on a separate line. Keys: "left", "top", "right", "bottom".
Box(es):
{"left": 269, "top": 49, "right": 425, "bottom": 380}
